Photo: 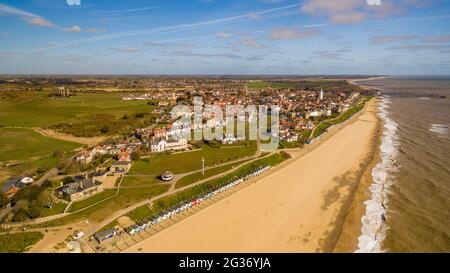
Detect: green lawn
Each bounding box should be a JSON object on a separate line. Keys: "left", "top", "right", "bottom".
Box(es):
{"left": 121, "top": 176, "right": 162, "bottom": 187}
{"left": 0, "top": 232, "right": 44, "bottom": 253}
{"left": 67, "top": 190, "right": 117, "bottom": 213}
{"left": 127, "top": 205, "right": 152, "bottom": 222}
{"left": 0, "top": 127, "right": 81, "bottom": 162}
{"left": 37, "top": 184, "right": 170, "bottom": 227}
{"left": 129, "top": 142, "right": 257, "bottom": 176}
{"left": 175, "top": 158, "right": 251, "bottom": 189}
{"left": 40, "top": 202, "right": 67, "bottom": 217}
{"left": 0, "top": 92, "right": 155, "bottom": 127}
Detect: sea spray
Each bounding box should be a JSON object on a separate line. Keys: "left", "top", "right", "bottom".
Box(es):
{"left": 355, "top": 96, "right": 400, "bottom": 253}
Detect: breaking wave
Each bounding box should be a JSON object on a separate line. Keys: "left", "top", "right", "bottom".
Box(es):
{"left": 429, "top": 124, "right": 449, "bottom": 135}
{"left": 355, "top": 96, "right": 400, "bottom": 253}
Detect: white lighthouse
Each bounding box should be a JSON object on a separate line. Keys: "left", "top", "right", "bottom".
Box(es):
{"left": 319, "top": 89, "right": 324, "bottom": 100}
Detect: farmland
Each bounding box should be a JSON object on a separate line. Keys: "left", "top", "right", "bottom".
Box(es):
{"left": 0, "top": 127, "right": 82, "bottom": 163}
{"left": 0, "top": 92, "right": 155, "bottom": 127}
{"left": 129, "top": 142, "right": 257, "bottom": 175}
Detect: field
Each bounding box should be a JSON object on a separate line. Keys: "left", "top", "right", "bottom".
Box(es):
{"left": 129, "top": 142, "right": 257, "bottom": 175}
{"left": 246, "top": 82, "right": 301, "bottom": 90}
{"left": 175, "top": 158, "right": 251, "bottom": 189}
{"left": 246, "top": 80, "right": 363, "bottom": 92}
{"left": 0, "top": 127, "right": 81, "bottom": 163}
{"left": 121, "top": 176, "right": 163, "bottom": 187}
{"left": 40, "top": 202, "right": 68, "bottom": 217}
{"left": 0, "top": 232, "right": 44, "bottom": 253}
{"left": 0, "top": 92, "right": 155, "bottom": 127}
{"left": 67, "top": 189, "right": 117, "bottom": 213}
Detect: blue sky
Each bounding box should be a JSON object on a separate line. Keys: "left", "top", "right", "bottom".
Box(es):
{"left": 0, "top": 0, "right": 449, "bottom": 75}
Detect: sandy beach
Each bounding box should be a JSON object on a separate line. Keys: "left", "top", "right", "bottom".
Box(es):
{"left": 124, "top": 99, "right": 380, "bottom": 253}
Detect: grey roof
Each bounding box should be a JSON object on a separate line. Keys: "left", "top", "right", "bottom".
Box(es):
{"left": 94, "top": 228, "right": 117, "bottom": 241}
{"left": 61, "top": 179, "right": 97, "bottom": 195}
{"left": 2, "top": 178, "right": 25, "bottom": 194}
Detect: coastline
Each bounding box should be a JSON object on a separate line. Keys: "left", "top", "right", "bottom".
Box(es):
{"left": 123, "top": 98, "right": 381, "bottom": 253}
{"left": 332, "top": 100, "right": 382, "bottom": 252}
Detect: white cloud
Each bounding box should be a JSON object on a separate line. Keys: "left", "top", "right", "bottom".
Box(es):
{"left": 300, "top": 0, "right": 427, "bottom": 24}
{"left": 110, "top": 47, "right": 139, "bottom": 53}
{"left": 62, "top": 25, "right": 82, "bottom": 33}
{"left": 86, "top": 28, "right": 106, "bottom": 33}
{"left": 0, "top": 3, "right": 55, "bottom": 27}
{"left": 371, "top": 35, "right": 418, "bottom": 44}
{"left": 216, "top": 32, "right": 232, "bottom": 39}
{"left": 269, "top": 28, "right": 320, "bottom": 40}
{"left": 238, "top": 37, "right": 266, "bottom": 48}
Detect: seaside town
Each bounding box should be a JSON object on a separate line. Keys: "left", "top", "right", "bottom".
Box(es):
{"left": 0, "top": 76, "right": 373, "bottom": 253}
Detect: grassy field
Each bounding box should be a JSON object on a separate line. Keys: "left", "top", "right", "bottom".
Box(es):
{"left": 67, "top": 189, "right": 117, "bottom": 213}
{"left": 40, "top": 202, "right": 67, "bottom": 217}
{"left": 175, "top": 158, "right": 251, "bottom": 189}
{"left": 246, "top": 82, "right": 301, "bottom": 90}
{"left": 0, "top": 92, "right": 155, "bottom": 127}
{"left": 121, "top": 176, "right": 163, "bottom": 187}
{"left": 245, "top": 80, "right": 363, "bottom": 91}
{"left": 0, "top": 128, "right": 81, "bottom": 163}
{"left": 127, "top": 205, "right": 152, "bottom": 222}
{"left": 37, "top": 184, "right": 170, "bottom": 227}
{"left": 123, "top": 153, "right": 289, "bottom": 224}
{"left": 0, "top": 232, "right": 44, "bottom": 253}
{"left": 129, "top": 142, "right": 257, "bottom": 175}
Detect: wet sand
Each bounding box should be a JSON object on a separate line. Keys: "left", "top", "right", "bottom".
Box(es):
{"left": 124, "top": 99, "right": 380, "bottom": 253}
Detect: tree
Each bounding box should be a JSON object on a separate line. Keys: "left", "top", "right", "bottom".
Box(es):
{"left": 28, "top": 204, "right": 42, "bottom": 219}
{"left": 12, "top": 185, "right": 43, "bottom": 204}
{"left": 12, "top": 209, "right": 29, "bottom": 222}
{"left": 131, "top": 151, "right": 141, "bottom": 161}
{"left": 53, "top": 149, "right": 65, "bottom": 158}
{"left": 0, "top": 194, "right": 9, "bottom": 208}
{"left": 42, "top": 180, "right": 53, "bottom": 188}
{"left": 62, "top": 176, "right": 75, "bottom": 185}
{"left": 37, "top": 190, "right": 53, "bottom": 208}
{"left": 13, "top": 199, "right": 29, "bottom": 212}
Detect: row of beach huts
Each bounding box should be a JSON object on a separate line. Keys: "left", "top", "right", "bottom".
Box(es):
{"left": 94, "top": 165, "right": 271, "bottom": 243}
{"left": 124, "top": 165, "right": 271, "bottom": 236}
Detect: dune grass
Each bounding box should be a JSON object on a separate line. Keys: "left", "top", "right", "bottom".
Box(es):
{"left": 0, "top": 232, "right": 44, "bottom": 253}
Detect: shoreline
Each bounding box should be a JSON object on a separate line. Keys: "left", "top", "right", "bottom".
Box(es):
{"left": 332, "top": 100, "right": 382, "bottom": 252}
{"left": 123, "top": 99, "right": 381, "bottom": 253}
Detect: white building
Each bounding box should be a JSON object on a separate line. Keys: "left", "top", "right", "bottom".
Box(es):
{"left": 150, "top": 138, "right": 188, "bottom": 152}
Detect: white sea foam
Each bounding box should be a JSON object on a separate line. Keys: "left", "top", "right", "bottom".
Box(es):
{"left": 355, "top": 96, "right": 400, "bottom": 253}
{"left": 429, "top": 124, "right": 448, "bottom": 135}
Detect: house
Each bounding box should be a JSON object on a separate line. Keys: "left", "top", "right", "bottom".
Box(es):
{"left": 1, "top": 178, "right": 27, "bottom": 196}
{"left": 150, "top": 138, "right": 188, "bottom": 153}
{"left": 59, "top": 179, "right": 103, "bottom": 202}
{"left": 117, "top": 151, "right": 131, "bottom": 162}
{"left": 74, "top": 151, "right": 93, "bottom": 165}
{"left": 94, "top": 228, "right": 117, "bottom": 243}
{"left": 110, "top": 161, "right": 132, "bottom": 173}
{"left": 153, "top": 128, "right": 167, "bottom": 138}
